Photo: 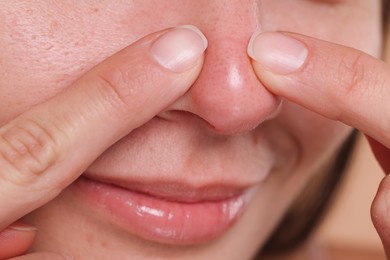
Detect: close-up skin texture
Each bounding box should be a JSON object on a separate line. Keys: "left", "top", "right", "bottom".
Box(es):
{"left": 0, "top": 0, "right": 389, "bottom": 259}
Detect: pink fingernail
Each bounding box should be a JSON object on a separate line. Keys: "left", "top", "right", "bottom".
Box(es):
{"left": 8, "top": 221, "right": 38, "bottom": 231}
{"left": 151, "top": 25, "right": 208, "bottom": 73}
{"left": 248, "top": 32, "right": 308, "bottom": 74}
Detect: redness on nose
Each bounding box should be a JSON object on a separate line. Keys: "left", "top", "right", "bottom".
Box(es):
{"left": 228, "top": 65, "right": 244, "bottom": 89}
{"left": 187, "top": 37, "right": 280, "bottom": 134}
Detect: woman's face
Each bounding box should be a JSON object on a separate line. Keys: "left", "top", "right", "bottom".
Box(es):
{"left": 0, "top": 1, "right": 382, "bottom": 259}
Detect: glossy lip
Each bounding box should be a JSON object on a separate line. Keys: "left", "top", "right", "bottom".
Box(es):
{"left": 86, "top": 175, "right": 249, "bottom": 202}
{"left": 72, "top": 176, "right": 256, "bottom": 245}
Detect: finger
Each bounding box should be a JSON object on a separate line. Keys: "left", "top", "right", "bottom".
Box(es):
{"left": 371, "top": 174, "right": 390, "bottom": 258}
{"left": 248, "top": 32, "right": 390, "bottom": 147}
{"left": 0, "top": 221, "right": 36, "bottom": 259}
{"left": 0, "top": 25, "right": 207, "bottom": 230}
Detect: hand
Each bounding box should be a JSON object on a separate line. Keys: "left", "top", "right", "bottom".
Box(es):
{"left": 248, "top": 32, "right": 390, "bottom": 258}
{"left": 0, "top": 25, "right": 207, "bottom": 259}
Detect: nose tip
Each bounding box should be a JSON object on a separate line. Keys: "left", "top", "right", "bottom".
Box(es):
{"left": 186, "top": 37, "right": 281, "bottom": 134}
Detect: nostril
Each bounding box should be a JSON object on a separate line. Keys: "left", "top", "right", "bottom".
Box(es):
{"left": 204, "top": 96, "right": 282, "bottom": 135}
{"left": 157, "top": 108, "right": 270, "bottom": 136}
{"left": 157, "top": 110, "right": 234, "bottom": 134}
{"left": 161, "top": 92, "right": 282, "bottom": 136}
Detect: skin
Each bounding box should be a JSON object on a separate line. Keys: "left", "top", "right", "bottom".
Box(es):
{"left": 0, "top": 0, "right": 387, "bottom": 259}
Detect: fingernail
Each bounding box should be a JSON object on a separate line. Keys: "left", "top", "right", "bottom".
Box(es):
{"left": 151, "top": 25, "right": 208, "bottom": 73}
{"left": 248, "top": 32, "right": 308, "bottom": 74}
{"left": 8, "top": 221, "right": 38, "bottom": 231}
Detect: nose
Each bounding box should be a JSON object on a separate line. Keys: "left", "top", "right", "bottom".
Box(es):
{"left": 168, "top": 1, "right": 280, "bottom": 135}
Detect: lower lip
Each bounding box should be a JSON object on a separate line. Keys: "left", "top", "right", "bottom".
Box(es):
{"left": 73, "top": 177, "right": 251, "bottom": 245}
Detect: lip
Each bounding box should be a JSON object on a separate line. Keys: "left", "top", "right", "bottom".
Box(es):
{"left": 72, "top": 176, "right": 255, "bottom": 245}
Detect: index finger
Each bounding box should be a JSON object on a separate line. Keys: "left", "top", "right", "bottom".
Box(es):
{"left": 248, "top": 32, "right": 390, "bottom": 147}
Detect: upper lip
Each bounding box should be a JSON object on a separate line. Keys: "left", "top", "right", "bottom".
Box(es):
{"left": 82, "top": 174, "right": 252, "bottom": 203}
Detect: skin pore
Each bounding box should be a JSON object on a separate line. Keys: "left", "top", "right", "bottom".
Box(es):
{"left": 0, "top": 1, "right": 383, "bottom": 259}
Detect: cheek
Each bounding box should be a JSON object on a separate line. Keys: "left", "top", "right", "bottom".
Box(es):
{"left": 0, "top": 1, "right": 204, "bottom": 125}
{"left": 0, "top": 6, "right": 104, "bottom": 123}
{"left": 279, "top": 102, "right": 353, "bottom": 172}
{"left": 0, "top": 2, "right": 162, "bottom": 124}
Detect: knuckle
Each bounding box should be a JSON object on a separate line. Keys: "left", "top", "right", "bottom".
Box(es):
{"left": 0, "top": 119, "right": 59, "bottom": 185}
{"left": 96, "top": 65, "right": 132, "bottom": 109}
{"left": 95, "top": 64, "right": 144, "bottom": 110}
{"left": 94, "top": 61, "right": 163, "bottom": 117}
{"left": 336, "top": 51, "right": 369, "bottom": 101}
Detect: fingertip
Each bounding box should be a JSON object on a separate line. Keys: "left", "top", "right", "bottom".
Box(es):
{"left": 0, "top": 221, "right": 37, "bottom": 259}
{"left": 247, "top": 32, "right": 308, "bottom": 99}
{"left": 248, "top": 32, "right": 308, "bottom": 75}
{"left": 150, "top": 25, "right": 208, "bottom": 73}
